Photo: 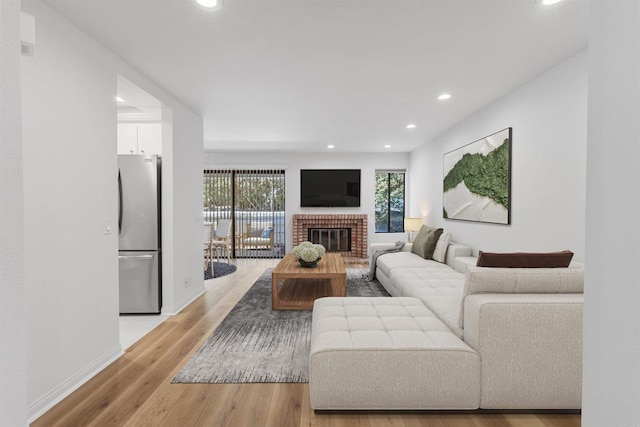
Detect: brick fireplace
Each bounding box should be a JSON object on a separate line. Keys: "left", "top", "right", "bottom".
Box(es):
{"left": 292, "top": 214, "right": 368, "bottom": 259}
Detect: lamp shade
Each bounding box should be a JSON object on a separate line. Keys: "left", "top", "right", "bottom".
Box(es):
{"left": 404, "top": 217, "right": 423, "bottom": 232}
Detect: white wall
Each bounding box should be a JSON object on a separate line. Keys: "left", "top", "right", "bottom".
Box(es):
{"left": 409, "top": 51, "right": 588, "bottom": 261}
{"left": 162, "top": 106, "right": 204, "bottom": 313}
{"left": 20, "top": 0, "right": 204, "bottom": 419}
{"left": 0, "top": 1, "right": 28, "bottom": 425}
{"left": 21, "top": 1, "right": 121, "bottom": 417}
{"left": 582, "top": 1, "right": 640, "bottom": 425}
{"left": 204, "top": 151, "right": 410, "bottom": 253}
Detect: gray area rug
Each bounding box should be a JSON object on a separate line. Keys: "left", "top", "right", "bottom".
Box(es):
{"left": 204, "top": 262, "right": 237, "bottom": 280}
{"left": 172, "top": 268, "right": 389, "bottom": 384}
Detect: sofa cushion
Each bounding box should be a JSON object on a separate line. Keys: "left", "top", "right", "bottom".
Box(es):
{"left": 390, "top": 267, "right": 465, "bottom": 337}
{"left": 376, "top": 251, "right": 446, "bottom": 279}
{"left": 392, "top": 267, "right": 464, "bottom": 296}
{"left": 243, "top": 237, "right": 272, "bottom": 246}
{"left": 411, "top": 293, "right": 464, "bottom": 338}
{"left": 476, "top": 250, "right": 574, "bottom": 268}
{"left": 411, "top": 225, "right": 443, "bottom": 259}
{"left": 432, "top": 231, "right": 451, "bottom": 263}
{"left": 310, "top": 297, "right": 481, "bottom": 410}
{"left": 311, "top": 297, "right": 453, "bottom": 342}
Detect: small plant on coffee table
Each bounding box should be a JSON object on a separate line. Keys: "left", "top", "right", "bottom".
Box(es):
{"left": 292, "top": 241, "right": 326, "bottom": 268}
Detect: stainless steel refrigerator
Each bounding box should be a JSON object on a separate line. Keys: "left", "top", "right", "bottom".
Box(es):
{"left": 118, "top": 154, "right": 162, "bottom": 314}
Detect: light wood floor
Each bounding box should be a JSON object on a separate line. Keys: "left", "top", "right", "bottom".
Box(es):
{"left": 32, "top": 259, "right": 581, "bottom": 427}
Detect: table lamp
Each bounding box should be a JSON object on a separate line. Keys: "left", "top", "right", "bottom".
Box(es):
{"left": 404, "top": 217, "right": 423, "bottom": 242}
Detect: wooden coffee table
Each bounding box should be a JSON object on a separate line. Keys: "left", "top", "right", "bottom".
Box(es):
{"left": 271, "top": 253, "right": 347, "bottom": 310}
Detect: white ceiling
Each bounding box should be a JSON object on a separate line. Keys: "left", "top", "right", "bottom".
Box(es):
{"left": 117, "top": 75, "right": 162, "bottom": 122}
{"left": 46, "top": 0, "right": 588, "bottom": 153}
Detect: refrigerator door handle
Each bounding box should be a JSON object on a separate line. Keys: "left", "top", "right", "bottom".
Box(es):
{"left": 118, "top": 255, "right": 155, "bottom": 260}
{"left": 118, "top": 169, "right": 123, "bottom": 234}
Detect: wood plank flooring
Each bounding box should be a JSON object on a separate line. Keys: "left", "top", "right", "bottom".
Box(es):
{"left": 31, "top": 259, "right": 582, "bottom": 427}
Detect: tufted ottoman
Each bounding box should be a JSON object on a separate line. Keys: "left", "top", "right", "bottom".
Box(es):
{"left": 309, "top": 297, "right": 480, "bottom": 410}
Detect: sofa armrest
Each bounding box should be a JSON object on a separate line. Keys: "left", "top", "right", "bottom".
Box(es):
{"left": 445, "top": 243, "right": 472, "bottom": 269}
{"left": 370, "top": 243, "right": 412, "bottom": 269}
{"left": 464, "top": 265, "right": 585, "bottom": 295}
{"left": 463, "top": 293, "right": 583, "bottom": 409}
{"left": 454, "top": 257, "right": 477, "bottom": 274}
{"left": 370, "top": 242, "right": 412, "bottom": 253}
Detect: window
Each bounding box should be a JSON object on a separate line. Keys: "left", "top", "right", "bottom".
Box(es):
{"left": 203, "top": 169, "right": 285, "bottom": 258}
{"left": 375, "top": 171, "right": 405, "bottom": 233}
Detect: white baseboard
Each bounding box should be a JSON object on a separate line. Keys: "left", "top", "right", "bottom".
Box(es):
{"left": 29, "top": 288, "right": 206, "bottom": 421}
{"left": 161, "top": 288, "right": 205, "bottom": 315}
{"left": 27, "top": 344, "right": 123, "bottom": 423}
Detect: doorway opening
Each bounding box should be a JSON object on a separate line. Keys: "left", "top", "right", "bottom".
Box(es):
{"left": 117, "top": 75, "right": 169, "bottom": 349}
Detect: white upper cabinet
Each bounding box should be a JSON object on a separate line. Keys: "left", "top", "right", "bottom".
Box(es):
{"left": 118, "top": 123, "right": 162, "bottom": 155}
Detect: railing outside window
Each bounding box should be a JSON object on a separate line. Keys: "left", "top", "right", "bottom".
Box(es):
{"left": 204, "top": 169, "right": 285, "bottom": 258}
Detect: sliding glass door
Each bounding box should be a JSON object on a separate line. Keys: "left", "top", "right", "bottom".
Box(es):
{"left": 203, "top": 169, "right": 285, "bottom": 259}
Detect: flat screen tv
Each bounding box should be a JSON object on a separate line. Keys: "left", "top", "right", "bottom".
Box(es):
{"left": 300, "top": 169, "right": 361, "bottom": 207}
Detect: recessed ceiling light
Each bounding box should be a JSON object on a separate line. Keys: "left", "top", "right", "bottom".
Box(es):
{"left": 384, "top": 145, "right": 391, "bottom": 148}
{"left": 542, "top": 0, "right": 562, "bottom": 5}
{"left": 405, "top": 124, "right": 416, "bottom": 129}
{"left": 116, "top": 96, "right": 125, "bottom": 103}
{"left": 438, "top": 93, "right": 452, "bottom": 100}
{"left": 196, "top": 0, "right": 222, "bottom": 10}
{"left": 327, "top": 145, "right": 335, "bottom": 149}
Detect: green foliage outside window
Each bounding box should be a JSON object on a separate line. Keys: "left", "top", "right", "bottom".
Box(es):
{"left": 203, "top": 175, "right": 232, "bottom": 210}
{"left": 203, "top": 173, "right": 285, "bottom": 212}
{"left": 234, "top": 174, "right": 285, "bottom": 211}
{"left": 375, "top": 172, "right": 405, "bottom": 233}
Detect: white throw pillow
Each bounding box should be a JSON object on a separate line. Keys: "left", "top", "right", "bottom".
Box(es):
{"left": 432, "top": 231, "right": 451, "bottom": 263}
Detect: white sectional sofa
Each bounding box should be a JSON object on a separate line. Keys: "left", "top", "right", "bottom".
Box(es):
{"left": 309, "top": 241, "right": 584, "bottom": 411}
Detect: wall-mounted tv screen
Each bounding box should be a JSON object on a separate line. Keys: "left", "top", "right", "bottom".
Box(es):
{"left": 300, "top": 169, "right": 361, "bottom": 207}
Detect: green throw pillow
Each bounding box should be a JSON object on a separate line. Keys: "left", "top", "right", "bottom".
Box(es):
{"left": 411, "top": 225, "right": 444, "bottom": 260}
{"left": 411, "top": 225, "right": 434, "bottom": 257}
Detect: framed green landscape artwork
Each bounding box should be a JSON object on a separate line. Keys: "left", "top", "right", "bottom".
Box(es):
{"left": 443, "top": 128, "right": 512, "bottom": 225}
